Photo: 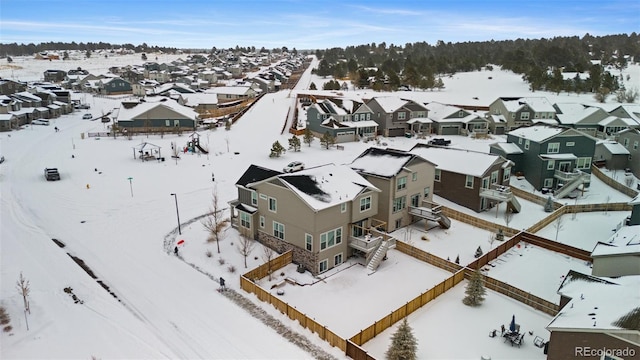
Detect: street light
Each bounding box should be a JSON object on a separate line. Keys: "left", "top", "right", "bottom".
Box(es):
{"left": 170, "top": 193, "right": 181, "bottom": 235}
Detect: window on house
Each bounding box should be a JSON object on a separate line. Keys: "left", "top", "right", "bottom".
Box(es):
{"left": 623, "top": 138, "right": 629, "bottom": 147}
{"left": 341, "top": 202, "right": 347, "bottom": 213}
{"left": 393, "top": 196, "right": 406, "bottom": 213}
{"left": 174, "top": 120, "right": 180, "bottom": 127}
{"left": 576, "top": 157, "right": 592, "bottom": 169}
{"left": 354, "top": 114, "right": 359, "bottom": 121}
{"left": 490, "top": 170, "right": 499, "bottom": 184}
{"left": 634, "top": 141, "right": 639, "bottom": 150}
{"left": 547, "top": 142, "right": 560, "bottom": 153}
{"left": 240, "top": 212, "right": 251, "bottom": 229}
{"left": 397, "top": 176, "right": 407, "bottom": 191}
{"left": 547, "top": 160, "right": 555, "bottom": 170}
{"left": 273, "top": 221, "right": 284, "bottom": 240}
{"left": 465, "top": 175, "right": 474, "bottom": 188}
{"left": 360, "top": 196, "right": 371, "bottom": 212}
{"left": 397, "top": 112, "right": 406, "bottom": 120}
{"left": 412, "top": 172, "right": 418, "bottom": 181}
{"left": 424, "top": 186, "right": 430, "bottom": 197}
{"left": 435, "top": 169, "right": 441, "bottom": 182}
{"left": 566, "top": 142, "right": 575, "bottom": 147}
{"left": 251, "top": 191, "right": 258, "bottom": 205}
{"left": 366, "top": 113, "right": 371, "bottom": 120}
{"left": 268, "top": 197, "right": 277, "bottom": 212}
{"left": 543, "top": 178, "right": 553, "bottom": 188}
{"left": 524, "top": 140, "right": 530, "bottom": 150}
{"left": 520, "top": 112, "right": 530, "bottom": 120}
{"left": 334, "top": 253, "right": 343, "bottom": 266}
{"left": 320, "top": 227, "right": 342, "bottom": 250}
{"left": 411, "top": 194, "right": 420, "bottom": 207}
{"left": 518, "top": 137, "right": 522, "bottom": 145}
{"left": 395, "top": 218, "right": 402, "bottom": 229}
{"left": 259, "top": 215, "right": 265, "bottom": 228}
{"left": 305, "top": 234, "right": 312, "bottom": 251}
{"left": 319, "top": 259, "right": 328, "bottom": 273}
{"left": 503, "top": 167, "right": 511, "bottom": 181}
{"left": 165, "top": 120, "right": 171, "bottom": 127}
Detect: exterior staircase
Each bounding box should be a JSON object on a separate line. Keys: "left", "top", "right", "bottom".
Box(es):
{"left": 507, "top": 196, "right": 522, "bottom": 213}
{"left": 554, "top": 170, "right": 591, "bottom": 199}
{"left": 409, "top": 204, "right": 451, "bottom": 229}
{"left": 366, "top": 239, "right": 393, "bottom": 272}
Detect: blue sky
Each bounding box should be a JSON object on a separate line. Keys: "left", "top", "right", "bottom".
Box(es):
{"left": 1, "top": 0, "right": 638, "bottom": 49}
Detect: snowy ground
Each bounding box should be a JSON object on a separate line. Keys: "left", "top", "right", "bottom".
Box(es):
{"left": 1, "top": 53, "right": 637, "bottom": 359}
{"left": 361, "top": 282, "right": 553, "bottom": 360}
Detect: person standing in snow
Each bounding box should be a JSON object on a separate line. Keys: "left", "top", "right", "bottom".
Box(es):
{"left": 174, "top": 246, "right": 179, "bottom": 256}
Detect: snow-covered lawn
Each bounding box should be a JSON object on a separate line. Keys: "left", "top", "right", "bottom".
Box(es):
{"left": 485, "top": 242, "right": 593, "bottom": 303}
{"left": 361, "top": 281, "right": 553, "bottom": 360}
{"left": 598, "top": 168, "right": 639, "bottom": 192}
{"left": 534, "top": 211, "right": 630, "bottom": 251}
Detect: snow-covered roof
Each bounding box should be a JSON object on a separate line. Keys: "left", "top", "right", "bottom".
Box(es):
{"left": 179, "top": 93, "right": 219, "bottom": 106}
{"left": 205, "top": 86, "right": 253, "bottom": 95}
{"left": 548, "top": 273, "right": 640, "bottom": 332}
{"left": 406, "top": 117, "right": 433, "bottom": 124}
{"left": 629, "top": 194, "right": 640, "bottom": 206}
{"left": 501, "top": 97, "right": 555, "bottom": 113}
{"left": 490, "top": 142, "right": 523, "bottom": 154}
{"left": 116, "top": 98, "right": 198, "bottom": 122}
{"left": 425, "top": 102, "right": 481, "bottom": 124}
{"left": 350, "top": 148, "right": 431, "bottom": 178}
{"left": 539, "top": 153, "right": 578, "bottom": 160}
{"left": 507, "top": 125, "right": 565, "bottom": 143}
{"left": 277, "top": 163, "right": 380, "bottom": 212}
{"left": 410, "top": 146, "right": 504, "bottom": 178}
{"left": 371, "top": 97, "right": 410, "bottom": 113}
{"left": 597, "top": 141, "right": 630, "bottom": 155}
{"left": 339, "top": 120, "right": 378, "bottom": 128}
{"left": 591, "top": 225, "right": 640, "bottom": 257}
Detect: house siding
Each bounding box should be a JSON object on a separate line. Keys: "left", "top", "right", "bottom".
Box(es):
{"left": 618, "top": 131, "right": 640, "bottom": 178}
{"left": 592, "top": 255, "right": 640, "bottom": 277}
{"left": 546, "top": 331, "right": 640, "bottom": 360}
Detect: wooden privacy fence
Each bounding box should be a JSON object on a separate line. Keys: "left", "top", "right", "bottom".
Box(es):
{"left": 526, "top": 205, "right": 568, "bottom": 233}
{"left": 467, "top": 233, "right": 521, "bottom": 270}
{"left": 441, "top": 206, "right": 519, "bottom": 237}
{"left": 349, "top": 270, "right": 465, "bottom": 348}
{"left": 591, "top": 165, "right": 639, "bottom": 198}
{"left": 518, "top": 232, "right": 592, "bottom": 262}
{"left": 240, "top": 250, "right": 347, "bottom": 351}
{"left": 463, "top": 268, "right": 560, "bottom": 316}
{"left": 566, "top": 202, "right": 631, "bottom": 212}
{"left": 395, "top": 241, "right": 463, "bottom": 273}
{"left": 510, "top": 187, "right": 562, "bottom": 210}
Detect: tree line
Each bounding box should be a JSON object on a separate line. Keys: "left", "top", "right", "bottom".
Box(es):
{"left": 0, "top": 41, "right": 178, "bottom": 56}
{"left": 312, "top": 33, "right": 639, "bottom": 94}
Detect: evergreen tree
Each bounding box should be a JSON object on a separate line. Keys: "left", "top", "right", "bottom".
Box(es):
{"left": 85, "top": 50, "right": 91, "bottom": 58}
{"left": 309, "top": 82, "right": 317, "bottom": 90}
{"left": 303, "top": 127, "right": 314, "bottom": 147}
{"left": 6, "top": 56, "right": 12, "bottom": 63}
{"left": 454, "top": 255, "right": 460, "bottom": 264}
{"left": 385, "top": 318, "right": 418, "bottom": 360}
{"left": 544, "top": 196, "right": 554, "bottom": 212}
{"left": 141, "top": 53, "right": 147, "bottom": 61}
{"left": 462, "top": 269, "right": 486, "bottom": 306}
{"left": 320, "top": 131, "right": 336, "bottom": 149}
{"left": 62, "top": 51, "right": 69, "bottom": 60}
{"left": 474, "top": 246, "right": 483, "bottom": 258}
{"left": 288, "top": 135, "right": 301, "bottom": 152}
{"left": 269, "top": 141, "right": 285, "bottom": 157}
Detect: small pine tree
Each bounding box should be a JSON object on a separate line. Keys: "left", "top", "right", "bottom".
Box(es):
{"left": 309, "top": 82, "right": 317, "bottom": 90}
{"left": 303, "top": 127, "right": 314, "bottom": 147}
{"left": 544, "top": 196, "right": 554, "bottom": 212}
{"left": 85, "top": 50, "right": 91, "bottom": 58}
{"left": 320, "top": 131, "right": 336, "bottom": 149}
{"left": 474, "top": 246, "right": 483, "bottom": 258}
{"left": 385, "top": 318, "right": 418, "bottom": 360}
{"left": 141, "top": 53, "right": 148, "bottom": 61}
{"left": 454, "top": 255, "right": 460, "bottom": 264}
{"left": 288, "top": 135, "right": 301, "bottom": 152}
{"left": 270, "top": 141, "right": 285, "bottom": 157}
{"left": 7, "top": 56, "right": 13, "bottom": 63}
{"left": 462, "top": 269, "right": 487, "bottom": 306}
{"left": 0, "top": 306, "right": 11, "bottom": 325}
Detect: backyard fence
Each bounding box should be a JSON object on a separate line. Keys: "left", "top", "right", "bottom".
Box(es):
{"left": 240, "top": 250, "right": 348, "bottom": 351}
{"left": 395, "top": 241, "right": 463, "bottom": 273}
{"left": 591, "top": 165, "right": 639, "bottom": 198}
{"left": 510, "top": 187, "right": 562, "bottom": 210}
{"left": 441, "top": 206, "right": 519, "bottom": 237}
{"left": 526, "top": 205, "right": 568, "bottom": 233}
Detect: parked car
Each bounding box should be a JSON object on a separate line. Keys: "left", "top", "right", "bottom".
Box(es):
{"left": 76, "top": 103, "right": 90, "bottom": 109}
{"left": 82, "top": 113, "right": 92, "bottom": 120}
{"left": 44, "top": 168, "right": 60, "bottom": 181}
{"left": 283, "top": 161, "right": 305, "bottom": 173}
{"left": 32, "top": 119, "right": 50, "bottom": 126}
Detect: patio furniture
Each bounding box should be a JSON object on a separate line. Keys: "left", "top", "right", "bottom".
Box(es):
{"left": 489, "top": 329, "right": 497, "bottom": 338}
{"left": 533, "top": 336, "right": 546, "bottom": 348}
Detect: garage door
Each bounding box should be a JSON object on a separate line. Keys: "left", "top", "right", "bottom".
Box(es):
{"left": 336, "top": 131, "right": 355, "bottom": 143}
{"left": 440, "top": 126, "right": 460, "bottom": 135}
{"left": 388, "top": 128, "right": 405, "bottom": 137}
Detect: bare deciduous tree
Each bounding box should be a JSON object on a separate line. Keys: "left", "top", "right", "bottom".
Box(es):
{"left": 237, "top": 234, "right": 256, "bottom": 268}
{"left": 16, "top": 272, "right": 30, "bottom": 314}
{"left": 201, "top": 188, "right": 229, "bottom": 253}
{"left": 262, "top": 246, "right": 275, "bottom": 280}
{"left": 554, "top": 214, "right": 564, "bottom": 242}
{"left": 504, "top": 209, "right": 513, "bottom": 228}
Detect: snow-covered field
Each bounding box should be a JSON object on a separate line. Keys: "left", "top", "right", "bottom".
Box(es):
{"left": 1, "top": 53, "right": 637, "bottom": 359}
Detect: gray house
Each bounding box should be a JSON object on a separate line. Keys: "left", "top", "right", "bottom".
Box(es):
{"left": 305, "top": 98, "right": 378, "bottom": 143}
{"left": 617, "top": 128, "right": 640, "bottom": 178}
{"left": 488, "top": 97, "right": 556, "bottom": 131}
{"left": 363, "top": 97, "right": 429, "bottom": 137}
{"left": 425, "top": 102, "right": 488, "bottom": 136}
{"left": 115, "top": 98, "right": 198, "bottom": 132}
{"left": 594, "top": 140, "right": 630, "bottom": 170}
{"left": 493, "top": 125, "right": 596, "bottom": 197}
{"left": 99, "top": 77, "right": 132, "bottom": 95}
{"left": 230, "top": 163, "right": 391, "bottom": 275}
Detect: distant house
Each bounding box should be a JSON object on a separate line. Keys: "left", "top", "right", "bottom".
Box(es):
{"left": 43, "top": 70, "right": 67, "bottom": 83}
{"left": 425, "top": 102, "right": 488, "bottom": 136}
{"left": 204, "top": 86, "right": 257, "bottom": 103}
{"left": 0, "top": 79, "right": 27, "bottom": 96}
{"left": 350, "top": 147, "right": 441, "bottom": 232}
{"left": 0, "top": 113, "right": 18, "bottom": 131}
{"left": 554, "top": 103, "right": 625, "bottom": 138}
{"left": 617, "top": 128, "right": 640, "bottom": 178}
{"left": 488, "top": 97, "right": 556, "bottom": 131}
{"left": 115, "top": 98, "right": 198, "bottom": 132}
{"left": 410, "top": 144, "right": 517, "bottom": 213}
{"left": 229, "top": 163, "right": 384, "bottom": 275}
{"left": 492, "top": 125, "right": 596, "bottom": 197}
{"left": 176, "top": 93, "right": 219, "bottom": 115}
{"left": 363, "top": 97, "right": 429, "bottom": 137}
{"left": 99, "top": 77, "right": 132, "bottom": 95}
{"left": 547, "top": 270, "right": 640, "bottom": 360}
{"left": 305, "top": 98, "right": 377, "bottom": 143}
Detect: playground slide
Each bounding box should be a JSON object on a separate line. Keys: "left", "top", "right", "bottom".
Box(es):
{"left": 195, "top": 144, "right": 209, "bottom": 154}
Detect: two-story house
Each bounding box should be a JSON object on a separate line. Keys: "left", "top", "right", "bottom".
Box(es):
{"left": 425, "top": 102, "right": 489, "bottom": 136}
{"left": 349, "top": 147, "right": 440, "bottom": 232}
{"left": 99, "top": 77, "right": 133, "bottom": 95}
{"left": 488, "top": 97, "right": 556, "bottom": 131}
{"left": 305, "top": 98, "right": 378, "bottom": 143}
{"left": 411, "top": 144, "right": 518, "bottom": 213}
{"left": 493, "top": 125, "right": 596, "bottom": 198}
{"left": 0, "top": 79, "right": 27, "bottom": 96}
{"left": 363, "top": 97, "right": 429, "bottom": 137}
{"left": 230, "top": 163, "right": 383, "bottom": 275}
{"left": 617, "top": 128, "right": 640, "bottom": 179}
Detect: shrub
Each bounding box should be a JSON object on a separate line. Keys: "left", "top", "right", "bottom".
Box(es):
{"left": 218, "top": 258, "right": 226, "bottom": 265}
{"left": 3, "top": 325, "right": 12, "bottom": 333}
{"left": 227, "top": 265, "right": 236, "bottom": 273}
{"left": 205, "top": 250, "right": 213, "bottom": 258}
{"left": 0, "top": 306, "right": 10, "bottom": 325}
